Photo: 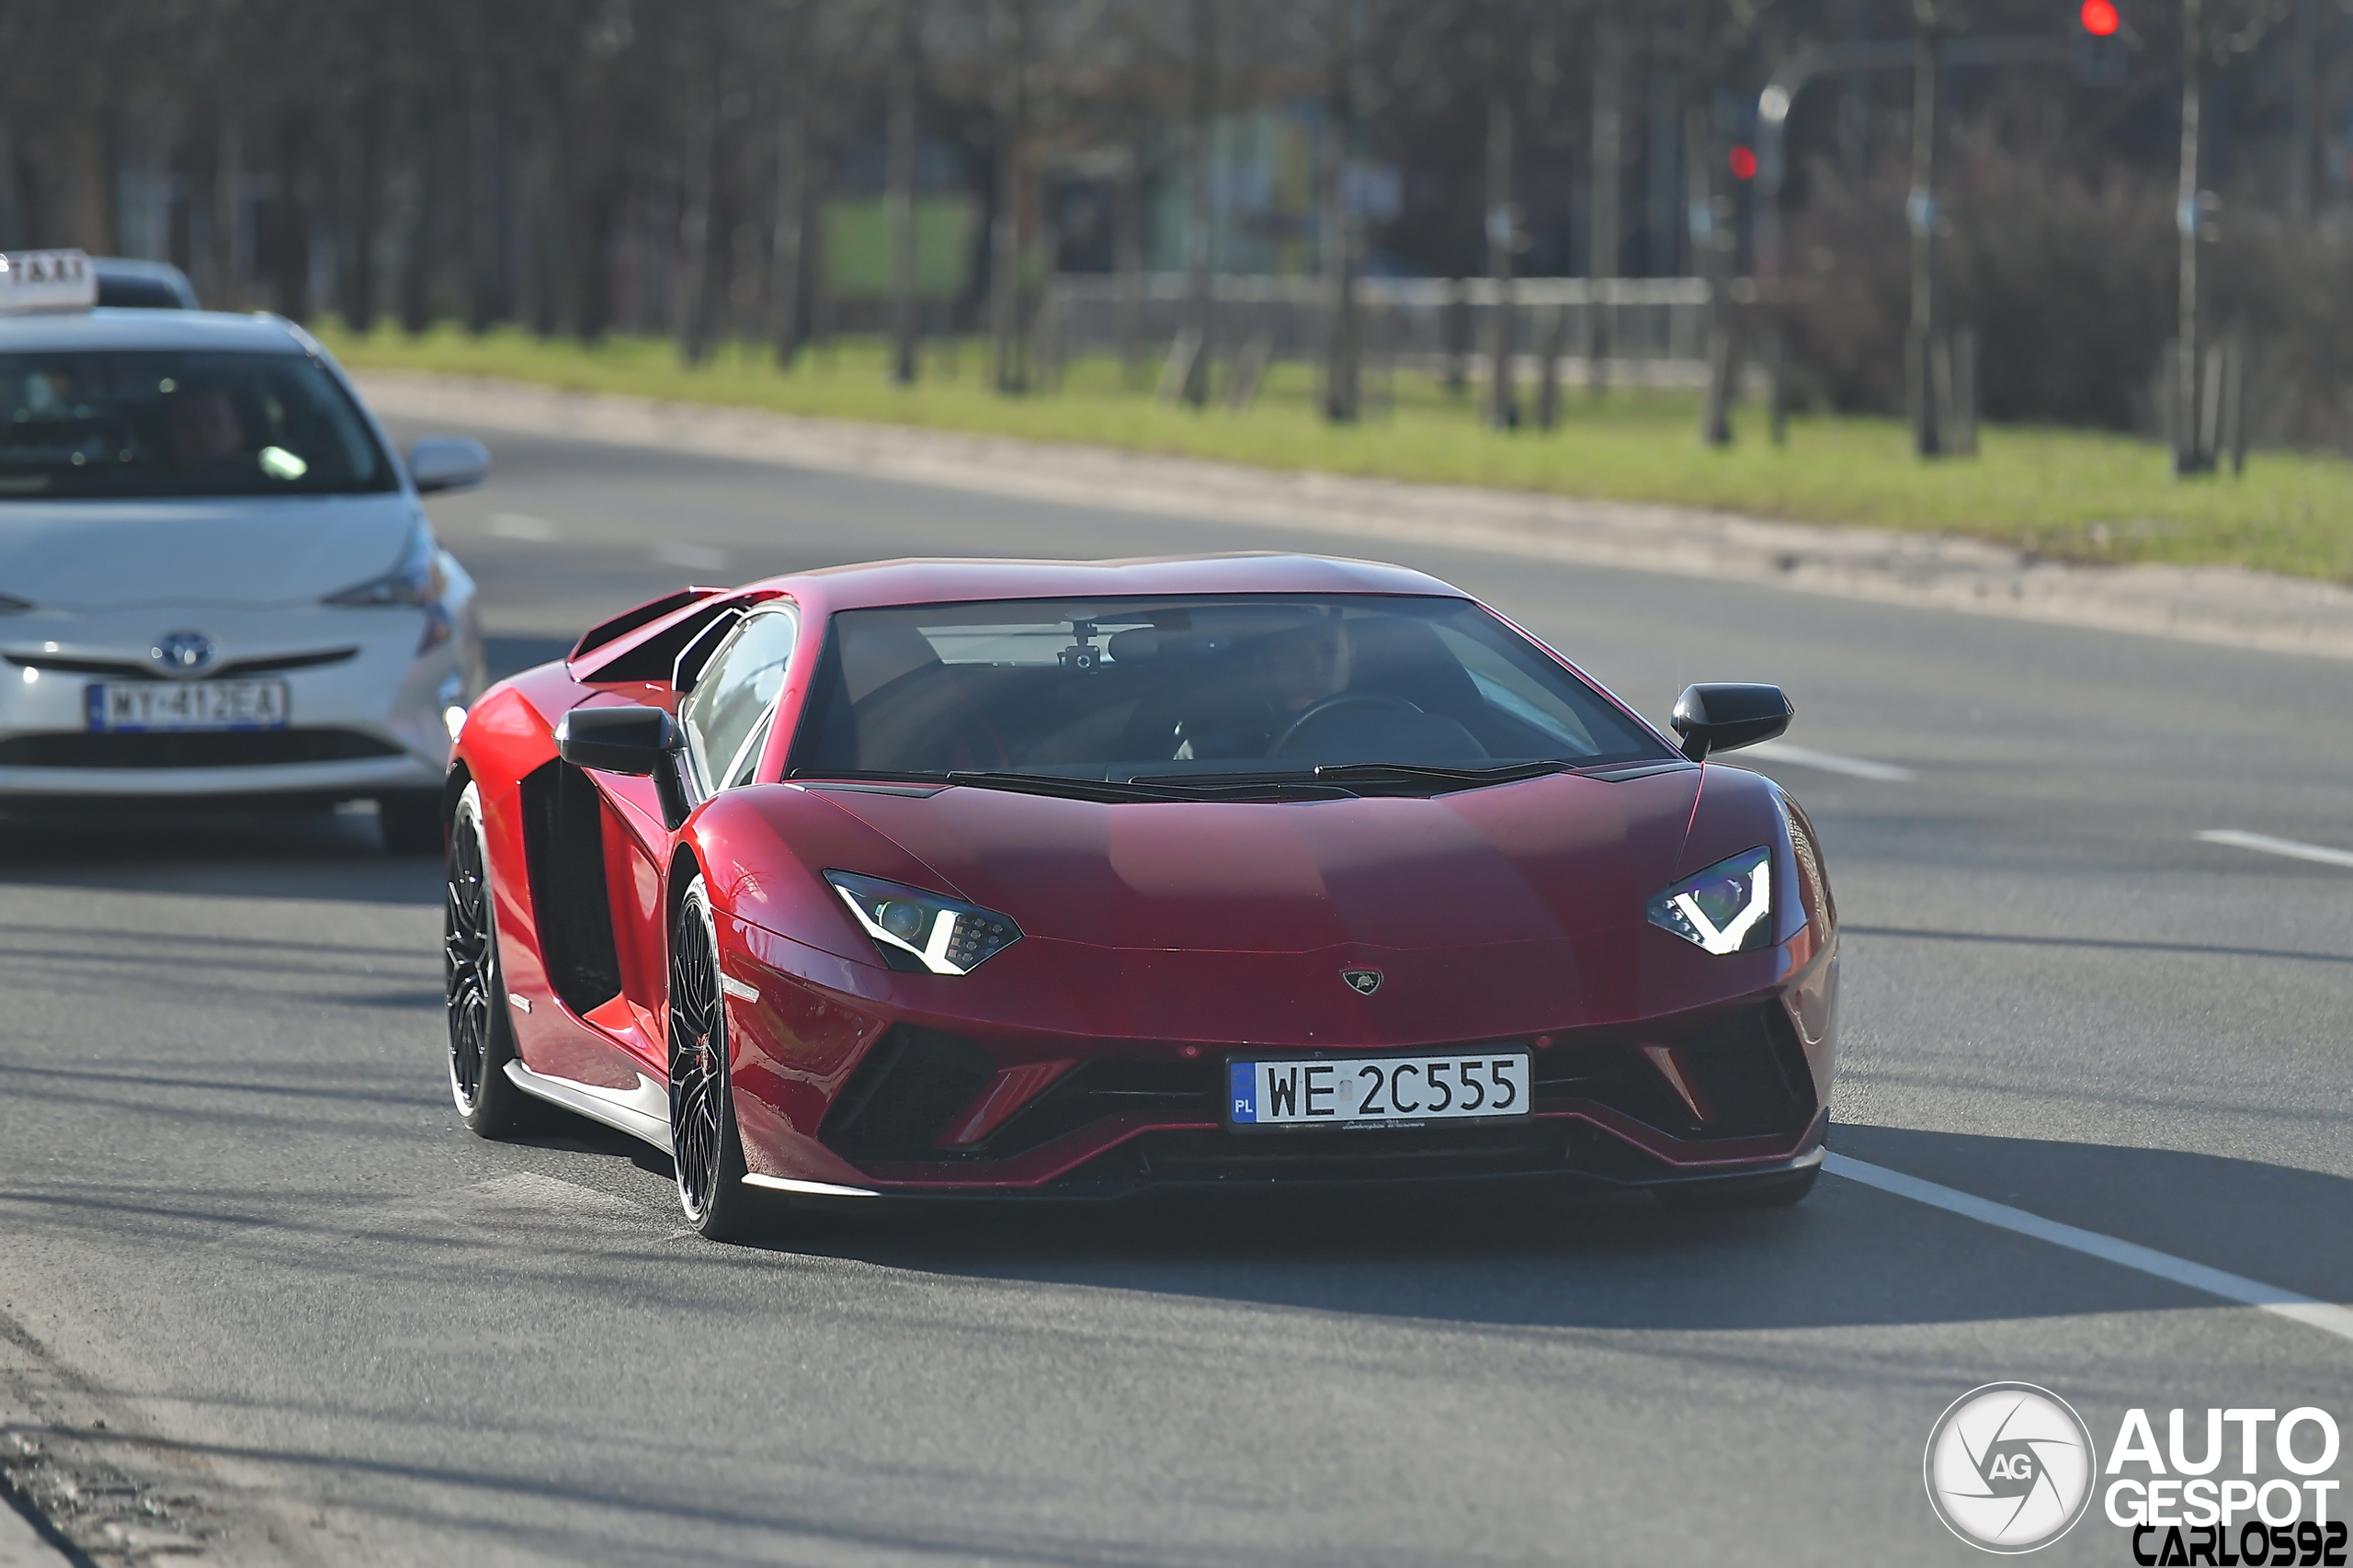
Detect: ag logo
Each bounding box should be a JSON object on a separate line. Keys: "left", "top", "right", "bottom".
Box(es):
{"left": 1339, "top": 968, "right": 1382, "bottom": 996}
{"left": 1924, "top": 1383, "right": 2097, "bottom": 1553}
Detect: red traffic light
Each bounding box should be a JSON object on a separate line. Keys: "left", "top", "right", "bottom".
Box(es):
{"left": 1728, "top": 145, "right": 1758, "bottom": 181}
{"left": 2079, "top": 0, "right": 2120, "bottom": 37}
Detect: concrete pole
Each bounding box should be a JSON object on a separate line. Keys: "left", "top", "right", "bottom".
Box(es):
{"left": 1484, "top": 81, "right": 1518, "bottom": 431}
{"left": 1588, "top": 19, "right": 1622, "bottom": 398}
{"left": 2174, "top": 0, "right": 2209, "bottom": 473}
{"left": 1905, "top": 16, "right": 1941, "bottom": 459}
{"left": 1320, "top": 0, "right": 1360, "bottom": 424}
{"left": 1181, "top": 0, "right": 1218, "bottom": 407}
{"left": 989, "top": 0, "right": 1028, "bottom": 394}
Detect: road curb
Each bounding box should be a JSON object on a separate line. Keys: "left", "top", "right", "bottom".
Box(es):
{"left": 352, "top": 369, "right": 2353, "bottom": 664}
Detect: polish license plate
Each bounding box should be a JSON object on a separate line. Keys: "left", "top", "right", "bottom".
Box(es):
{"left": 86, "top": 681, "right": 290, "bottom": 732}
{"left": 1227, "top": 1051, "right": 1532, "bottom": 1130}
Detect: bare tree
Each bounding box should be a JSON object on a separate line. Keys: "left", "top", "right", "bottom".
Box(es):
{"left": 768, "top": 0, "right": 815, "bottom": 367}
{"left": 989, "top": 0, "right": 1032, "bottom": 392}
{"left": 887, "top": 0, "right": 922, "bottom": 385}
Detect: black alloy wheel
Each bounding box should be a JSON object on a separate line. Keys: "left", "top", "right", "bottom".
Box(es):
{"left": 444, "top": 783, "right": 536, "bottom": 1138}
{"left": 668, "top": 876, "right": 757, "bottom": 1241}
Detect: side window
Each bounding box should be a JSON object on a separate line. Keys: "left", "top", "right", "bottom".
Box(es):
{"left": 679, "top": 608, "right": 799, "bottom": 790}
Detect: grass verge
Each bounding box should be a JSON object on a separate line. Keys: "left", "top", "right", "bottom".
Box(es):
{"left": 314, "top": 323, "right": 2353, "bottom": 584}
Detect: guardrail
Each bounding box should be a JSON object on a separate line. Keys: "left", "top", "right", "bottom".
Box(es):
{"left": 1035, "top": 272, "right": 1723, "bottom": 393}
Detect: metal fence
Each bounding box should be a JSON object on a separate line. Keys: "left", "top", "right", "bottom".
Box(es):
{"left": 1035, "top": 273, "right": 1721, "bottom": 392}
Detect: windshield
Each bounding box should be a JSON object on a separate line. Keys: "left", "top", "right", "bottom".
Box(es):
{"left": 788, "top": 594, "right": 1673, "bottom": 785}
{"left": 0, "top": 350, "right": 396, "bottom": 498}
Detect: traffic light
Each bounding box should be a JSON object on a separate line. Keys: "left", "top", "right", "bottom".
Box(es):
{"left": 2074, "top": 0, "right": 2128, "bottom": 84}
{"left": 1728, "top": 146, "right": 1758, "bottom": 181}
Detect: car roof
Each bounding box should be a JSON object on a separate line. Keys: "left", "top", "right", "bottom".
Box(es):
{"left": 761, "top": 553, "right": 1469, "bottom": 613}
{"left": 0, "top": 308, "right": 309, "bottom": 354}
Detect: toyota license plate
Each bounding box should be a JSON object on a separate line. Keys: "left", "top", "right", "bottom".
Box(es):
{"left": 86, "top": 681, "right": 290, "bottom": 733}
{"left": 1227, "top": 1051, "right": 1532, "bottom": 1130}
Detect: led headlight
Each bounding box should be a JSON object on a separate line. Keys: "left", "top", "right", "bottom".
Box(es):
{"left": 324, "top": 525, "right": 455, "bottom": 653}
{"left": 824, "top": 870, "right": 1021, "bottom": 976}
{"left": 1646, "top": 847, "right": 1773, "bottom": 955}
{"left": 324, "top": 524, "right": 437, "bottom": 608}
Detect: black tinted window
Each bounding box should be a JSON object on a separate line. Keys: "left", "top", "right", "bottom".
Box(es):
{"left": 0, "top": 350, "right": 395, "bottom": 498}
{"left": 95, "top": 277, "right": 188, "bottom": 309}
{"left": 790, "top": 594, "right": 1671, "bottom": 779}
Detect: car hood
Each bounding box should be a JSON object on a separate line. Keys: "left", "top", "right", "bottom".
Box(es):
{"left": 0, "top": 494, "right": 418, "bottom": 609}
{"left": 713, "top": 765, "right": 1813, "bottom": 1046}
{"left": 817, "top": 769, "right": 1705, "bottom": 954}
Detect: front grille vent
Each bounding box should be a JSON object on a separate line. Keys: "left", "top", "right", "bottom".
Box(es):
{"left": 1671, "top": 1005, "right": 1817, "bottom": 1135}
{"left": 0, "top": 729, "right": 404, "bottom": 768}
{"left": 6, "top": 647, "right": 359, "bottom": 682}
{"left": 820, "top": 1027, "right": 996, "bottom": 1163}
{"left": 982, "top": 1058, "right": 1221, "bottom": 1157}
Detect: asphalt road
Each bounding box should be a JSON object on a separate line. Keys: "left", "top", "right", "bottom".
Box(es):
{"left": 0, "top": 416, "right": 2346, "bottom": 1566}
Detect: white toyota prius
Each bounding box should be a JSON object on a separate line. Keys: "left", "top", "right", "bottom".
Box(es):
{"left": 0, "top": 251, "right": 487, "bottom": 853}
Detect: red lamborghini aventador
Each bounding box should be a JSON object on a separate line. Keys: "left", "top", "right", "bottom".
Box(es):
{"left": 441, "top": 554, "right": 1838, "bottom": 1240}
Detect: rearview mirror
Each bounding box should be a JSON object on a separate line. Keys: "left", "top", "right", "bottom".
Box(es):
{"left": 1671, "top": 684, "right": 1792, "bottom": 762}
{"left": 556, "top": 705, "right": 691, "bottom": 828}
{"left": 407, "top": 435, "right": 491, "bottom": 494}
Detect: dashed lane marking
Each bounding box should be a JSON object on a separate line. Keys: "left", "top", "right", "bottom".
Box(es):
{"left": 652, "top": 540, "right": 730, "bottom": 571}
{"left": 2197, "top": 829, "right": 2353, "bottom": 871}
{"left": 1743, "top": 741, "right": 1915, "bottom": 782}
{"left": 1824, "top": 1153, "right": 2353, "bottom": 1345}
{"left": 487, "top": 512, "right": 559, "bottom": 541}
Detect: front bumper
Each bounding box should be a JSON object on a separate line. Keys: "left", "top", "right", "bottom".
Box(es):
{"left": 0, "top": 597, "right": 477, "bottom": 801}
{"left": 729, "top": 979, "right": 1839, "bottom": 1204}
{"left": 828, "top": 1111, "right": 1834, "bottom": 1208}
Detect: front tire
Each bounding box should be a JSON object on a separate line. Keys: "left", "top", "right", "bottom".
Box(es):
{"left": 669, "top": 876, "right": 760, "bottom": 1242}
{"left": 444, "top": 782, "right": 539, "bottom": 1138}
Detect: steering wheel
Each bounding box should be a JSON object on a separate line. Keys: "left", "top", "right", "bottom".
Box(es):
{"left": 1268, "top": 693, "right": 1421, "bottom": 758}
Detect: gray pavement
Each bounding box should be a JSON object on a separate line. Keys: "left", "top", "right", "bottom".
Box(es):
{"left": 0, "top": 418, "right": 2344, "bottom": 1565}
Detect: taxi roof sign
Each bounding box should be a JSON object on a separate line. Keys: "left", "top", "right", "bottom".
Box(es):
{"left": 0, "top": 250, "right": 97, "bottom": 312}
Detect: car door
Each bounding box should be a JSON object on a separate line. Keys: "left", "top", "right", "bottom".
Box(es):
{"left": 603, "top": 605, "right": 803, "bottom": 1030}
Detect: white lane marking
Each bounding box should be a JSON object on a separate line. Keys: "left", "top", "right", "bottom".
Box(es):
{"left": 487, "top": 512, "right": 558, "bottom": 541}
{"left": 1742, "top": 741, "right": 1915, "bottom": 781}
{"left": 1824, "top": 1153, "right": 2353, "bottom": 1345}
{"left": 2197, "top": 829, "right": 2353, "bottom": 870}
{"left": 653, "top": 540, "right": 730, "bottom": 571}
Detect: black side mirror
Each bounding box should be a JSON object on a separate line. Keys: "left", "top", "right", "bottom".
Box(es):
{"left": 407, "top": 436, "right": 491, "bottom": 494}
{"left": 556, "top": 705, "right": 692, "bottom": 828}
{"left": 1671, "top": 684, "right": 1792, "bottom": 762}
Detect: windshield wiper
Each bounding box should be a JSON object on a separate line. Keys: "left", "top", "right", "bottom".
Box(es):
{"left": 795, "top": 768, "right": 1351, "bottom": 802}
{"left": 945, "top": 771, "right": 1228, "bottom": 803}
{"left": 1133, "top": 760, "right": 1577, "bottom": 796}
{"left": 1309, "top": 760, "right": 1577, "bottom": 787}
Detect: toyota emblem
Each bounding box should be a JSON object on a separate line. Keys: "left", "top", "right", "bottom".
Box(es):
{"left": 152, "top": 631, "right": 215, "bottom": 674}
